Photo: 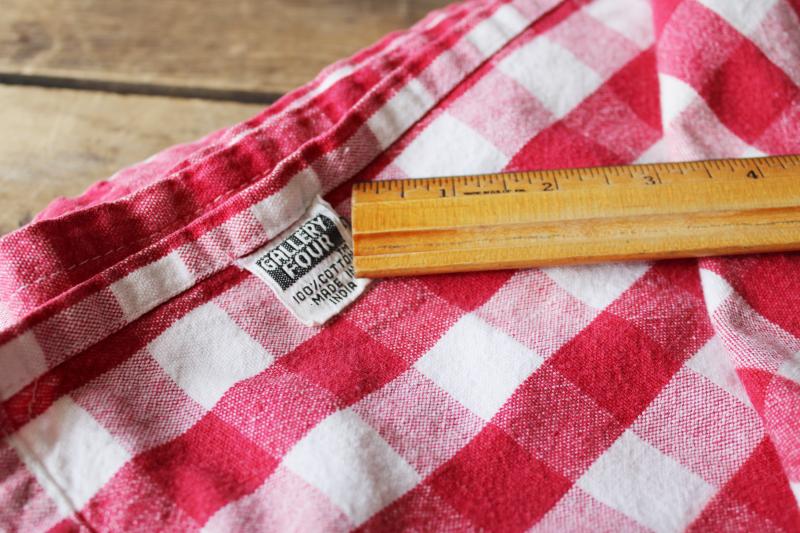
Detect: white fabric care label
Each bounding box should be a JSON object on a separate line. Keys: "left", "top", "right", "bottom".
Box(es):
{"left": 239, "top": 197, "right": 369, "bottom": 326}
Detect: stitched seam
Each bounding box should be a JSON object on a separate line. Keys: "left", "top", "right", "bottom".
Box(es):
{"left": 0, "top": 404, "right": 98, "bottom": 532}
{"left": 3, "top": 1, "right": 498, "bottom": 304}
{"left": 0, "top": 9, "right": 442, "bottom": 292}
{"left": 5, "top": 184, "right": 252, "bottom": 300}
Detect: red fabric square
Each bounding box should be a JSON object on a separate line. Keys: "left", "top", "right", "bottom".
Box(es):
{"left": 607, "top": 48, "right": 662, "bottom": 132}
{"left": 214, "top": 364, "right": 340, "bottom": 457}
{"left": 606, "top": 261, "right": 713, "bottom": 360}
{"left": 138, "top": 413, "right": 278, "bottom": 524}
{"left": 652, "top": 0, "right": 683, "bottom": 36}
{"left": 421, "top": 270, "right": 514, "bottom": 312}
{"left": 703, "top": 38, "right": 798, "bottom": 144}
{"left": 736, "top": 368, "right": 775, "bottom": 415}
{"left": 85, "top": 462, "right": 199, "bottom": 532}
{"left": 690, "top": 438, "right": 800, "bottom": 532}
{"left": 495, "top": 366, "right": 625, "bottom": 480}
{"left": 428, "top": 424, "right": 572, "bottom": 532}
{"left": 508, "top": 122, "right": 625, "bottom": 171}
{"left": 548, "top": 310, "right": 681, "bottom": 426}
{"left": 316, "top": 66, "right": 384, "bottom": 124}
{"left": 716, "top": 254, "right": 800, "bottom": 339}
{"left": 281, "top": 318, "right": 408, "bottom": 405}
{"left": 563, "top": 81, "right": 660, "bottom": 163}
{"left": 343, "top": 278, "right": 462, "bottom": 364}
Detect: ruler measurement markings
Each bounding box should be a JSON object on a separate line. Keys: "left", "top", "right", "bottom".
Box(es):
{"left": 755, "top": 161, "right": 766, "bottom": 179}
{"left": 352, "top": 156, "right": 797, "bottom": 204}
{"left": 351, "top": 155, "right": 800, "bottom": 276}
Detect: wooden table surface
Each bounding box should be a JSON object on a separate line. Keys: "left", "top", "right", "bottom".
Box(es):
{"left": 0, "top": 0, "right": 448, "bottom": 234}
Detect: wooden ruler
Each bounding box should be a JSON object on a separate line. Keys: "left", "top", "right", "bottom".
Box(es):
{"left": 351, "top": 155, "right": 800, "bottom": 278}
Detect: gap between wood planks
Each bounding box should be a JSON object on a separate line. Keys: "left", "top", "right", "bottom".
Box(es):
{"left": 0, "top": 72, "right": 282, "bottom": 105}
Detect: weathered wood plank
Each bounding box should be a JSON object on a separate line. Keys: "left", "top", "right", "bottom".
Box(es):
{"left": 1, "top": 0, "right": 449, "bottom": 98}
{"left": 0, "top": 85, "right": 262, "bottom": 234}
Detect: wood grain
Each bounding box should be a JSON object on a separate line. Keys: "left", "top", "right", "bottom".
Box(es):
{"left": 0, "top": 85, "right": 261, "bottom": 234}
{"left": 352, "top": 156, "right": 800, "bottom": 277}
{"left": 0, "top": 0, "right": 448, "bottom": 99}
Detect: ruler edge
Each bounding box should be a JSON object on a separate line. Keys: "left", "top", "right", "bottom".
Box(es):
{"left": 351, "top": 154, "right": 800, "bottom": 196}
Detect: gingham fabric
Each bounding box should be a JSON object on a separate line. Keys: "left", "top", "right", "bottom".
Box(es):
{"left": 1, "top": 0, "right": 800, "bottom": 530}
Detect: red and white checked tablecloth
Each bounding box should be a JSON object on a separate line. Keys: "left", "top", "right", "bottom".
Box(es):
{"left": 2, "top": 0, "right": 800, "bottom": 531}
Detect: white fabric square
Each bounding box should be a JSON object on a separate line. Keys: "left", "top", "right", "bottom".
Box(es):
{"left": 110, "top": 251, "right": 195, "bottom": 322}
{"left": 543, "top": 262, "right": 650, "bottom": 310}
{"left": 686, "top": 336, "right": 751, "bottom": 405}
{"left": 498, "top": 37, "right": 603, "bottom": 119}
{"left": 148, "top": 302, "right": 274, "bottom": 409}
{"left": 0, "top": 299, "right": 10, "bottom": 330}
{"left": 749, "top": 5, "right": 800, "bottom": 88}
{"left": 315, "top": 65, "right": 355, "bottom": 94}
{"left": 740, "top": 145, "right": 768, "bottom": 158}
{"left": 367, "top": 78, "right": 435, "bottom": 149}
{"left": 0, "top": 330, "right": 47, "bottom": 401}
{"left": 9, "top": 396, "right": 130, "bottom": 514}
{"left": 415, "top": 313, "right": 543, "bottom": 420}
{"left": 282, "top": 409, "right": 420, "bottom": 525}
{"left": 635, "top": 137, "right": 670, "bottom": 164}
{"left": 577, "top": 430, "right": 715, "bottom": 533}
{"left": 777, "top": 353, "right": 800, "bottom": 387}
{"left": 699, "top": 268, "right": 734, "bottom": 315}
{"left": 465, "top": 4, "right": 528, "bottom": 58}
{"left": 249, "top": 167, "right": 320, "bottom": 237}
{"left": 698, "top": 0, "right": 779, "bottom": 36}
{"left": 393, "top": 112, "right": 509, "bottom": 177}
{"left": 584, "top": 0, "right": 653, "bottom": 49}
{"left": 659, "top": 73, "right": 700, "bottom": 126}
